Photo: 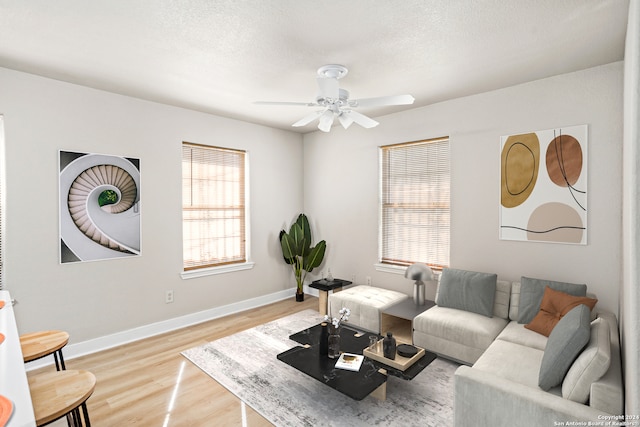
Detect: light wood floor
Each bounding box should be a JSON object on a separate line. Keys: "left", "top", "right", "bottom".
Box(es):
{"left": 30, "top": 296, "right": 318, "bottom": 426}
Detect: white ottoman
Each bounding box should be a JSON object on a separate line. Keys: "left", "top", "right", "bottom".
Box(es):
{"left": 328, "top": 285, "right": 409, "bottom": 333}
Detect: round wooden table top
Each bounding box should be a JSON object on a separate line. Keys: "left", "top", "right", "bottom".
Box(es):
{"left": 28, "top": 369, "right": 96, "bottom": 426}
{"left": 20, "top": 330, "right": 69, "bottom": 362}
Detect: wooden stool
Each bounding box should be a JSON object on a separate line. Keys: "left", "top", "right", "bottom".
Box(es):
{"left": 20, "top": 330, "right": 69, "bottom": 370}
{"left": 28, "top": 369, "right": 96, "bottom": 426}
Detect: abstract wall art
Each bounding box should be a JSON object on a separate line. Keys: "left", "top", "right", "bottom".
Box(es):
{"left": 499, "top": 125, "right": 587, "bottom": 244}
{"left": 59, "top": 150, "right": 141, "bottom": 263}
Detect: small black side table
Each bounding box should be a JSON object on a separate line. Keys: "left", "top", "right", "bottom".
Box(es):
{"left": 309, "top": 278, "right": 352, "bottom": 316}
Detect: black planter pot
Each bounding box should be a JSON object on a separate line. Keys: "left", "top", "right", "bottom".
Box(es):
{"left": 295, "top": 291, "right": 304, "bottom": 302}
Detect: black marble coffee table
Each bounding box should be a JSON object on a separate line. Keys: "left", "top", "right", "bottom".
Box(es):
{"left": 277, "top": 323, "right": 437, "bottom": 400}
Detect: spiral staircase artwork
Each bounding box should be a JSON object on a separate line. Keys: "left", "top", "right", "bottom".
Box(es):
{"left": 59, "top": 151, "right": 141, "bottom": 263}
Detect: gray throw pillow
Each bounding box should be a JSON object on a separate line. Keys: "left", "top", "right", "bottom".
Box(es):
{"left": 538, "top": 304, "right": 591, "bottom": 390}
{"left": 435, "top": 268, "right": 497, "bottom": 317}
{"left": 518, "top": 276, "right": 587, "bottom": 324}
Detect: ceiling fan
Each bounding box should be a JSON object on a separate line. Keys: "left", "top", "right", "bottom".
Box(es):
{"left": 255, "top": 64, "right": 415, "bottom": 132}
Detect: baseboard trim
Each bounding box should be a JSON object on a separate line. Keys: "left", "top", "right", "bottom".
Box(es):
{"left": 26, "top": 286, "right": 319, "bottom": 371}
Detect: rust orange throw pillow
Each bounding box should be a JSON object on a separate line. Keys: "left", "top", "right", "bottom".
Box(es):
{"left": 525, "top": 286, "right": 598, "bottom": 336}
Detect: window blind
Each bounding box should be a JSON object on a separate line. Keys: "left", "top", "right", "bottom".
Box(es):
{"left": 380, "top": 137, "right": 450, "bottom": 269}
{"left": 182, "top": 142, "right": 246, "bottom": 270}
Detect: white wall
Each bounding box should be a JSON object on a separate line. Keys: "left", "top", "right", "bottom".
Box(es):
{"left": 303, "top": 62, "right": 623, "bottom": 316}
{"left": 0, "top": 67, "right": 304, "bottom": 344}
{"left": 0, "top": 60, "right": 626, "bottom": 362}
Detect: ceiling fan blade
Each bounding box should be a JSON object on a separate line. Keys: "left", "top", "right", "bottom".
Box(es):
{"left": 349, "top": 94, "right": 415, "bottom": 108}
{"left": 316, "top": 77, "right": 339, "bottom": 100}
{"left": 254, "top": 101, "right": 317, "bottom": 106}
{"left": 292, "top": 110, "right": 325, "bottom": 127}
{"left": 337, "top": 112, "right": 354, "bottom": 129}
{"left": 344, "top": 110, "right": 379, "bottom": 129}
{"left": 317, "top": 109, "right": 335, "bottom": 132}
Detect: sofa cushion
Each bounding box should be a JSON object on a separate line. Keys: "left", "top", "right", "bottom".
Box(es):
{"left": 525, "top": 287, "right": 598, "bottom": 336}
{"left": 413, "top": 305, "right": 508, "bottom": 364}
{"left": 509, "top": 282, "right": 522, "bottom": 321}
{"left": 436, "top": 268, "right": 497, "bottom": 317}
{"left": 538, "top": 304, "right": 591, "bottom": 390}
{"left": 496, "top": 321, "right": 548, "bottom": 351}
{"left": 472, "top": 339, "right": 547, "bottom": 390}
{"left": 438, "top": 279, "right": 511, "bottom": 320}
{"left": 510, "top": 282, "right": 598, "bottom": 322}
{"left": 562, "top": 318, "right": 611, "bottom": 403}
{"left": 492, "top": 280, "right": 512, "bottom": 320}
{"left": 518, "top": 276, "right": 587, "bottom": 324}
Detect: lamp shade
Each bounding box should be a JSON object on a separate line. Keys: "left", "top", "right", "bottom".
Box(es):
{"left": 404, "top": 263, "right": 434, "bottom": 282}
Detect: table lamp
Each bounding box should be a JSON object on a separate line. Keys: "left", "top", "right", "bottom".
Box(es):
{"left": 404, "top": 263, "right": 434, "bottom": 305}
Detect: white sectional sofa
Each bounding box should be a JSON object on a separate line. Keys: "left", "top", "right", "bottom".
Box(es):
{"left": 329, "top": 268, "right": 625, "bottom": 425}
{"left": 412, "top": 269, "right": 624, "bottom": 426}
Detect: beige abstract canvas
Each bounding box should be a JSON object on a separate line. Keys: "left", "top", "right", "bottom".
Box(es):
{"left": 500, "top": 125, "right": 587, "bottom": 244}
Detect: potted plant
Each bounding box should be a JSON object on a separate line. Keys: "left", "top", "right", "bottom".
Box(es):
{"left": 279, "top": 213, "right": 326, "bottom": 301}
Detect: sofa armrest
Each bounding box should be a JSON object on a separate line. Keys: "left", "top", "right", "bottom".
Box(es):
{"left": 455, "top": 366, "right": 614, "bottom": 427}
{"left": 589, "top": 310, "right": 624, "bottom": 415}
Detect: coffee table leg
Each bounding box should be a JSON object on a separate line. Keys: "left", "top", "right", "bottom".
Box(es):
{"left": 369, "top": 369, "right": 387, "bottom": 400}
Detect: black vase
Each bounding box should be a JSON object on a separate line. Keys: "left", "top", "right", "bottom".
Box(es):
{"left": 295, "top": 291, "right": 304, "bottom": 302}
{"left": 328, "top": 326, "right": 341, "bottom": 359}
{"left": 383, "top": 332, "right": 397, "bottom": 360}
{"left": 319, "top": 322, "right": 329, "bottom": 355}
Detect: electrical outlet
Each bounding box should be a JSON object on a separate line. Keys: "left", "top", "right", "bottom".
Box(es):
{"left": 366, "top": 276, "right": 372, "bottom": 286}
{"left": 165, "top": 290, "right": 174, "bottom": 304}
{"left": 351, "top": 274, "right": 356, "bottom": 285}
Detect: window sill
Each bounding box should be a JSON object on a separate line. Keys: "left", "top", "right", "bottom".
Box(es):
{"left": 374, "top": 263, "right": 407, "bottom": 275}
{"left": 181, "top": 262, "right": 255, "bottom": 280}
{"left": 375, "top": 263, "right": 443, "bottom": 277}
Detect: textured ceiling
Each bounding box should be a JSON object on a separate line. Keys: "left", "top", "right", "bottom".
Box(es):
{"left": 0, "top": 0, "right": 630, "bottom": 133}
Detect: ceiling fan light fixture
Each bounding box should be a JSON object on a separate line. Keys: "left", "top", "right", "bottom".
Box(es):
{"left": 292, "top": 110, "right": 324, "bottom": 127}
{"left": 317, "top": 64, "right": 348, "bottom": 80}
{"left": 338, "top": 111, "right": 354, "bottom": 129}
{"left": 317, "top": 109, "right": 335, "bottom": 132}
{"left": 256, "top": 64, "right": 413, "bottom": 132}
{"left": 316, "top": 88, "right": 350, "bottom": 107}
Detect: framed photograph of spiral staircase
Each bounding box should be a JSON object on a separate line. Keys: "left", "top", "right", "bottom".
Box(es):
{"left": 59, "top": 150, "right": 141, "bottom": 263}
{"left": 499, "top": 125, "right": 587, "bottom": 245}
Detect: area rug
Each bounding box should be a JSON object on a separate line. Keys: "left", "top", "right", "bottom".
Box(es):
{"left": 182, "top": 309, "right": 458, "bottom": 427}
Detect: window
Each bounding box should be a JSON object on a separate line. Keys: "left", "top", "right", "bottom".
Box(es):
{"left": 379, "top": 137, "right": 450, "bottom": 270}
{"left": 182, "top": 142, "right": 247, "bottom": 271}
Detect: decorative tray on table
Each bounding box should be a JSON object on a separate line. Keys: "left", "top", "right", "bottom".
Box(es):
{"left": 363, "top": 341, "right": 425, "bottom": 371}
